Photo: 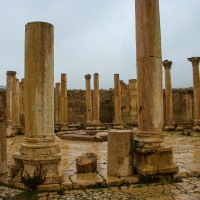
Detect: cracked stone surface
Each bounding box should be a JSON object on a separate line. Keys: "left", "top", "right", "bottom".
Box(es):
{"left": 1, "top": 132, "right": 200, "bottom": 193}
{"left": 0, "top": 177, "right": 200, "bottom": 199}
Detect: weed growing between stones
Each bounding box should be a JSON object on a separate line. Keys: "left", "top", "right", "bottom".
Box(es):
{"left": 21, "top": 164, "right": 47, "bottom": 191}
{"left": 138, "top": 175, "right": 182, "bottom": 185}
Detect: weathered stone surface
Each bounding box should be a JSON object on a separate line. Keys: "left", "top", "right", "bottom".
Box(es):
{"left": 76, "top": 153, "right": 97, "bottom": 173}
{"left": 134, "top": 147, "right": 179, "bottom": 175}
{"left": 114, "top": 74, "right": 123, "bottom": 126}
{"left": 163, "top": 60, "right": 175, "bottom": 131}
{"left": 13, "top": 21, "right": 62, "bottom": 185}
{"left": 107, "top": 130, "right": 133, "bottom": 177}
{"left": 92, "top": 73, "right": 101, "bottom": 125}
{"left": 85, "top": 74, "right": 92, "bottom": 125}
{"left": 188, "top": 57, "right": 200, "bottom": 132}
{"left": 0, "top": 111, "right": 7, "bottom": 174}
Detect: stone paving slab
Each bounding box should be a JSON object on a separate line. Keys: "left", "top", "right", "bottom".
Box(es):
{"left": 0, "top": 177, "right": 200, "bottom": 199}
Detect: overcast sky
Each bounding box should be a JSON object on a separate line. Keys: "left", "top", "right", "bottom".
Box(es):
{"left": 0, "top": 0, "right": 200, "bottom": 89}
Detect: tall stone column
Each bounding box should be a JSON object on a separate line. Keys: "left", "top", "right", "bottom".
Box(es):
{"left": 85, "top": 74, "right": 92, "bottom": 124}
{"left": 12, "top": 78, "right": 20, "bottom": 133}
{"left": 13, "top": 22, "right": 62, "bottom": 186}
{"left": 185, "top": 93, "right": 193, "bottom": 121}
{"left": 188, "top": 57, "right": 200, "bottom": 131}
{"left": 129, "top": 79, "right": 138, "bottom": 126}
{"left": 6, "top": 71, "right": 16, "bottom": 137}
{"left": 113, "top": 74, "right": 123, "bottom": 129}
{"left": 0, "top": 111, "right": 7, "bottom": 174}
{"left": 60, "top": 73, "right": 68, "bottom": 131}
{"left": 134, "top": 0, "right": 178, "bottom": 175}
{"left": 19, "top": 79, "right": 25, "bottom": 133}
{"left": 92, "top": 73, "right": 101, "bottom": 125}
{"left": 55, "top": 82, "right": 61, "bottom": 131}
{"left": 163, "top": 60, "right": 175, "bottom": 131}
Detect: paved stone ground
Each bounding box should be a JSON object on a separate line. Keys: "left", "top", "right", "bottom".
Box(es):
{"left": 1, "top": 131, "right": 200, "bottom": 199}
{"left": 0, "top": 177, "right": 200, "bottom": 199}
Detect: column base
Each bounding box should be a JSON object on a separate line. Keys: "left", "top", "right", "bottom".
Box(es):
{"left": 54, "top": 121, "right": 61, "bottom": 132}
{"left": 133, "top": 147, "right": 179, "bottom": 176}
{"left": 12, "top": 136, "right": 63, "bottom": 186}
{"left": 60, "top": 123, "right": 68, "bottom": 131}
{"left": 176, "top": 126, "right": 184, "bottom": 131}
{"left": 6, "top": 122, "right": 13, "bottom": 137}
{"left": 113, "top": 122, "right": 124, "bottom": 129}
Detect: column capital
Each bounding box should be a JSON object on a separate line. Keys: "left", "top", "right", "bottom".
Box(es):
{"left": 162, "top": 60, "right": 172, "bottom": 70}
{"left": 6, "top": 71, "right": 16, "bottom": 77}
{"left": 85, "top": 74, "right": 91, "bottom": 79}
{"left": 188, "top": 57, "right": 200, "bottom": 65}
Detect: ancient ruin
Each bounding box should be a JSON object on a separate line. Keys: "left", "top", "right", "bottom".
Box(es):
{"left": 0, "top": 1, "right": 200, "bottom": 198}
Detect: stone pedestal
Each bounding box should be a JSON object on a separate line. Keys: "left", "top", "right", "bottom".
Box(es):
{"left": 55, "top": 82, "right": 61, "bottom": 132}
{"left": 134, "top": 0, "right": 178, "bottom": 175}
{"left": 134, "top": 147, "right": 178, "bottom": 175}
{"left": 85, "top": 74, "right": 93, "bottom": 125}
{"left": 129, "top": 79, "right": 138, "bottom": 126}
{"left": 6, "top": 71, "right": 16, "bottom": 137}
{"left": 163, "top": 60, "right": 175, "bottom": 131}
{"left": 0, "top": 112, "right": 7, "bottom": 174}
{"left": 107, "top": 130, "right": 133, "bottom": 177}
{"left": 113, "top": 74, "right": 124, "bottom": 129}
{"left": 13, "top": 22, "right": 62, "bottom": 186}
{"left": 60, "top": 74, "right": 68, "bottom": 131}
{"left": 188, "top": 57, "right": 200, "bottom": 131}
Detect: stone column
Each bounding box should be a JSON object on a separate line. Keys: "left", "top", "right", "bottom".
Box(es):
{"left": 134, "top": 0, "right": 178, "bottom": 175}
{"left": 85, "top": 74, "right": 92, "bottom": 124}
{"left": 6, "top": 71, "right": 16, "bottom": 137}
{"left": 0, "top": 111, "right": 7, "bottom": 174}
{"left": 60, "top": 74, "right": 68, "bottom": 131}
{"left": 92, "top": 73, "right": 101, "bottom": 125}
{"left": 163, "top": 60, "right": 175, "bottom": 131}
{"left": 129, "top": 79, "right": 138, "bottom": 126}
{"left": 13, "top": 22, "right": 62, "bottom": 186}
{"left": 19, "top": 79, "right": 25, "bottom": 133}
{"left": 12, "top": 78, "right": 20, "bottom": 133}
{"left": 55, "top": 82, "right": 61, "bottom": 131}
{"left": 185, "top": 93, "right": 193, "bottom": 121}
{"left": 188, "top": 57, "right": 200, "bottom": 131}
{"left": 113, "top": 74, "right": 123, "bottom": 129}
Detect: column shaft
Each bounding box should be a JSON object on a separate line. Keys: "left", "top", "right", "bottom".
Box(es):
{"left": 188, "top": 57, "right": 200, "bottom": 131}
{"left": 136, "top": 0, "right": 163, "bottom": 140}
{"left": 60, "top": 74, "right": 68, "bottom": 131}
{"left": 85, "top": 74, "right": 92, "bottom": 124}
{"left": 0, "top": 112, "right": 7, "bottom": 174}
{"left": 93, "top": 73, "right": 100, "bottom": 125}
{"left": 114, "top": 74, "right": 122, "bottom": 123}
{"left": 19, "top": 79, "right": 25, "bottom": 133}
{"left": 129, "top": 79, "right": 138, "bottom": 125}
{"left": 55, "top": 82, "right": 61, "bottom": 126}
{"left": 6, "top": 71, "right": 16, "bottom": 137}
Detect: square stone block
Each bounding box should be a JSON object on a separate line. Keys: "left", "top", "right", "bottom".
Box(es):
{"left": 133, "top": 147, "right": 179, "bottom": 176}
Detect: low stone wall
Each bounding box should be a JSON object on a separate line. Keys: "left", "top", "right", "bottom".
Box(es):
{"left": 0, "top": 87, "right": 195, "bottom": 129}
